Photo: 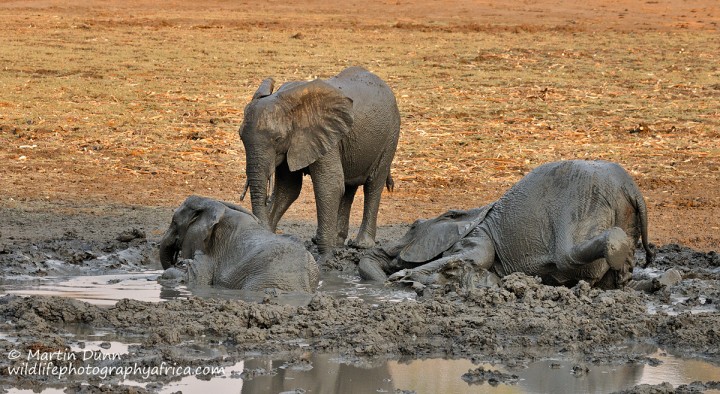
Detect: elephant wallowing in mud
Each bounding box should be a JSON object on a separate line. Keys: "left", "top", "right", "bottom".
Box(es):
{"left": 359, "top": 160, "right": 654, "bottom": 290}
{"left": 159, "top": 196, "right": 319, "bottom": 292}
{"left": 239, "top": 66, "right": 400, "bottom": 260}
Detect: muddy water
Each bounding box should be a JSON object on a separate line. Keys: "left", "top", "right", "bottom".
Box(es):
{"left": 1, "top": 272, "right": 186, "bottom": 305}
{"left": 0, "top": 271, "right": 416, "bottom": 306}
{"left": 2, "top": 271, "right": 720, "bottom": 394}
{"left": 164, "top": 352, "right": 720, "bottom": 394}
{"left": 6, "top": 348, "right": 720, "bottom": 394}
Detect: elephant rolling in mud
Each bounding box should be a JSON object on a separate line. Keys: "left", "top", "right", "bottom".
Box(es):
{"left": 359, "top": 160, "right": 654, "bottom": 290}
{"left": 159, "top": 196, "right": 319, "bottom": 292}
{"left": 239, "top": 66, "right": 400, "bottom": 261}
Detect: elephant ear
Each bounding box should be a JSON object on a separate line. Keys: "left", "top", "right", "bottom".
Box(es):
{"left": 279, "top": 79, "right": 354, "bottom": 172}
{"left": 219, "top": 200, "right": 260, "bottom": 223}
{"left": 183, "top": 196, "right": 226, "bottom": 250}
{"left": 252, "top": 78, "right": 275, "bottom": 100}
{"left": 398, "top": 204, "right": 494, "bottom": 263}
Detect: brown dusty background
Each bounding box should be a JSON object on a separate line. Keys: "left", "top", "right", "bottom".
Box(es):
{"left": 0, "top": 0, "right": 718, "bottom": 250}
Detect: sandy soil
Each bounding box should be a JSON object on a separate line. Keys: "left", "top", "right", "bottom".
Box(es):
{"left": 0, "top": 0, "right": 719, "bottom": 392}
{"left": 0, "top": 0, "right": 718, "bottom": 250}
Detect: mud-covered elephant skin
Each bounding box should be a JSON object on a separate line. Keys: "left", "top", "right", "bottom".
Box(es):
{"left": 359, "top": 160, "right": 654, "bottom": 290}
{"left": 159, "top": 196, "right": 319, "bottom": 292}
{"left": 239, "top": 66, "right": 400, "bottom": 259}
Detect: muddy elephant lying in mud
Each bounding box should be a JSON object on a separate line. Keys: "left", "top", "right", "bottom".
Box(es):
{"left": 159, "top": 196, "right": 319, "bottom": 292}
{"left": 359, "top": 160, "right": 654, "bottom": 290}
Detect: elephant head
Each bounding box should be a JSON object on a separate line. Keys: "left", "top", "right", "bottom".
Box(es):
{"left": 239, "top": 77, "right": 354, "bottom": 229}
{"left": 159, "top": 195, "right": 257, "bottom": 269}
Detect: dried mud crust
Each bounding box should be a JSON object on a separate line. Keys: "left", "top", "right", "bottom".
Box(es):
{"left": 1, "top": 272, "right": 719, "bottom": 392}
{"left": 0, "top": 204, "right": 718, "bottom": 392}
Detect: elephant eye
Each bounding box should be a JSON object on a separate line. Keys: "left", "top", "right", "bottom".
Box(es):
{"left": 189, "top": 212, "right": 200, "bottom": 224}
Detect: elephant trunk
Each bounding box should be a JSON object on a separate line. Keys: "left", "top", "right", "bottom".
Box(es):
{"left": 247, "top": 171, "right": 273, "bottom": 230}
{"left": 159, "top": 231, "right": 179, "bottom": 270}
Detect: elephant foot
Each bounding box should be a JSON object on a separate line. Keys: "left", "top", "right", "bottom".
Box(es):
{"left": 348, "top": 233, "right": 376, "bottom": 249}
{"left": 387, "top": 267, "right": 438, "bottom": 287}
{"left": 387, "top": 268, "right": 413, "bottom": 284}
{"left": 604, "top": 227, "right": 633, "bottom": 270}
{"left": 387, "top": 255, "right": 465, "bottom": 287}
{"left": 316, "top": 251, "right": 336, "bottom": 268}
{"left": 358, "top": 256, "right": 388, "bottom": 282}
{"left": 570, "top": 227, "right": 633, "bottom": 270}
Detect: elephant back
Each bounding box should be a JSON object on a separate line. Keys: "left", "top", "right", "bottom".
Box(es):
{"left": 214, "top": 231, "right": 319, "bottom": 292}
{"left": 325, "top": 67, "right": 400, "bottom": 182}
{"left": 488, "top": 160, "right": 646, "bottom": 283}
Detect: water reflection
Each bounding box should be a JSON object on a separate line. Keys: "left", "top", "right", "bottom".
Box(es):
{"left": 243, "top": 355, "right": 393, "bottom": 394}
{"left": 160, "top": 351, "right": 720, "bottom": 394}
{"left": 0, "top": 271, "right": 183, "bottom": 305}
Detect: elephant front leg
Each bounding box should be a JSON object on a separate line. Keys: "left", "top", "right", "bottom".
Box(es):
{"left": 358, "top": 248, "right": 393, "bottom": 282}
{"left": 569, "top": 227, "right": 633, "bottom": 270}
{"left": 388, "top": 229, "right": 496, "bottom": 287}
{"left": 186, "top": 252, "right": 215, "bottom": 288}
{"left": 269, "top": 162, "right": 303, "bottom": 232}
{"left": 309, "top": 152, "right": 345, "bottom": 259}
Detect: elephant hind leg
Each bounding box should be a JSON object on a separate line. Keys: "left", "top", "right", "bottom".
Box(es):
{"left": 337, "top": 184, "right": 359, "bottom": 246}
{"left": 351, "top": 170, "right": 392, "bottom": 249}
{"left": 569, "top": 227, "right": 633, "bottom": 270}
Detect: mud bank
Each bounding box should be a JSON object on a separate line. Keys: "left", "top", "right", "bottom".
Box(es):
{"left": 0, "top": 203, "right": 718, "bottom": 393}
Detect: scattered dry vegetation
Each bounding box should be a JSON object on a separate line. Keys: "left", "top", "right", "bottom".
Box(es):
{"left": 0, "top": 1, "right": 718, "bottom": 249}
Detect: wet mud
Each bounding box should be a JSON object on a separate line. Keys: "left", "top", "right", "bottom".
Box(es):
{"left": 0, "top": 204, "right": 718, "bottom": 393}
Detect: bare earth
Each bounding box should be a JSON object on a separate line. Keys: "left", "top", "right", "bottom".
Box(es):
{"left": 0, "top": 0, "right": 718, "bottom": 250}
{"left": 0, "top": 1, "right": 719, "bottom": 393}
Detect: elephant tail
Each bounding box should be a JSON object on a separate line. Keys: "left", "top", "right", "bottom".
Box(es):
{"left": 386, "top": 174, "right": 395, "bottom": 192}
{"left": 632, "top": 186, "right": 655, "bottom": 267}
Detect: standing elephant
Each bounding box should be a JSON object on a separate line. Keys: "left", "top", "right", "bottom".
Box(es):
{"left": 359, "top": 160, "right": 654, "bottom": 290}
{"left": 239, "top": 66, "right": 400, "bottom": 260}
{"left": 159, "top": 196, "right": 319, "bottom": 292}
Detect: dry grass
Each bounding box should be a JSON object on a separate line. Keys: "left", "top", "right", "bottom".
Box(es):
{"left": 0, "top": 2, "right": 718, "bottom": 249}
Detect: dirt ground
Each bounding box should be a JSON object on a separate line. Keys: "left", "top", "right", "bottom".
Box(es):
{"left": 0, "top": 0, "right": 719, "bottom": 250}
{"left": 0, "top": 0, "right": 719, "bottom": 393}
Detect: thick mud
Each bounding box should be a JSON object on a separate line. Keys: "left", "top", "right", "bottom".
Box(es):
{"left": 0, "top": 204, "right": 719, "bottom": 393}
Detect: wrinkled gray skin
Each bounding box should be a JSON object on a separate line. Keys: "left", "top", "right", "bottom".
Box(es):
{"left": 359, "top": 160, "right": 654, "bottom": 290}
{"left": 159, "top": 196, "right": 319, "bottom": 292}
{"left": 239, "top": 66, "right": 400, "bottom": 260}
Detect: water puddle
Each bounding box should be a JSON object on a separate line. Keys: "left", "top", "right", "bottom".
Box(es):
{"left": 7, "top": 349, "right": 718, "bottom": 394}
{"left": 0, "top": 271, "right": 414, "bottom": 306}
{"left": 318, "top": 273, "right": 416, "bottom": 305}
{"left": 0, "top": 271, "right": 188, "bottom": 305}
{"left": 2, "top": 271, "right": 719, "bottom": 393}
{"left": 85, "top": 351, "right": 720, "bottom": 393}
{"left": 156, "top": 351, "right": 720, "bottom": 394}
